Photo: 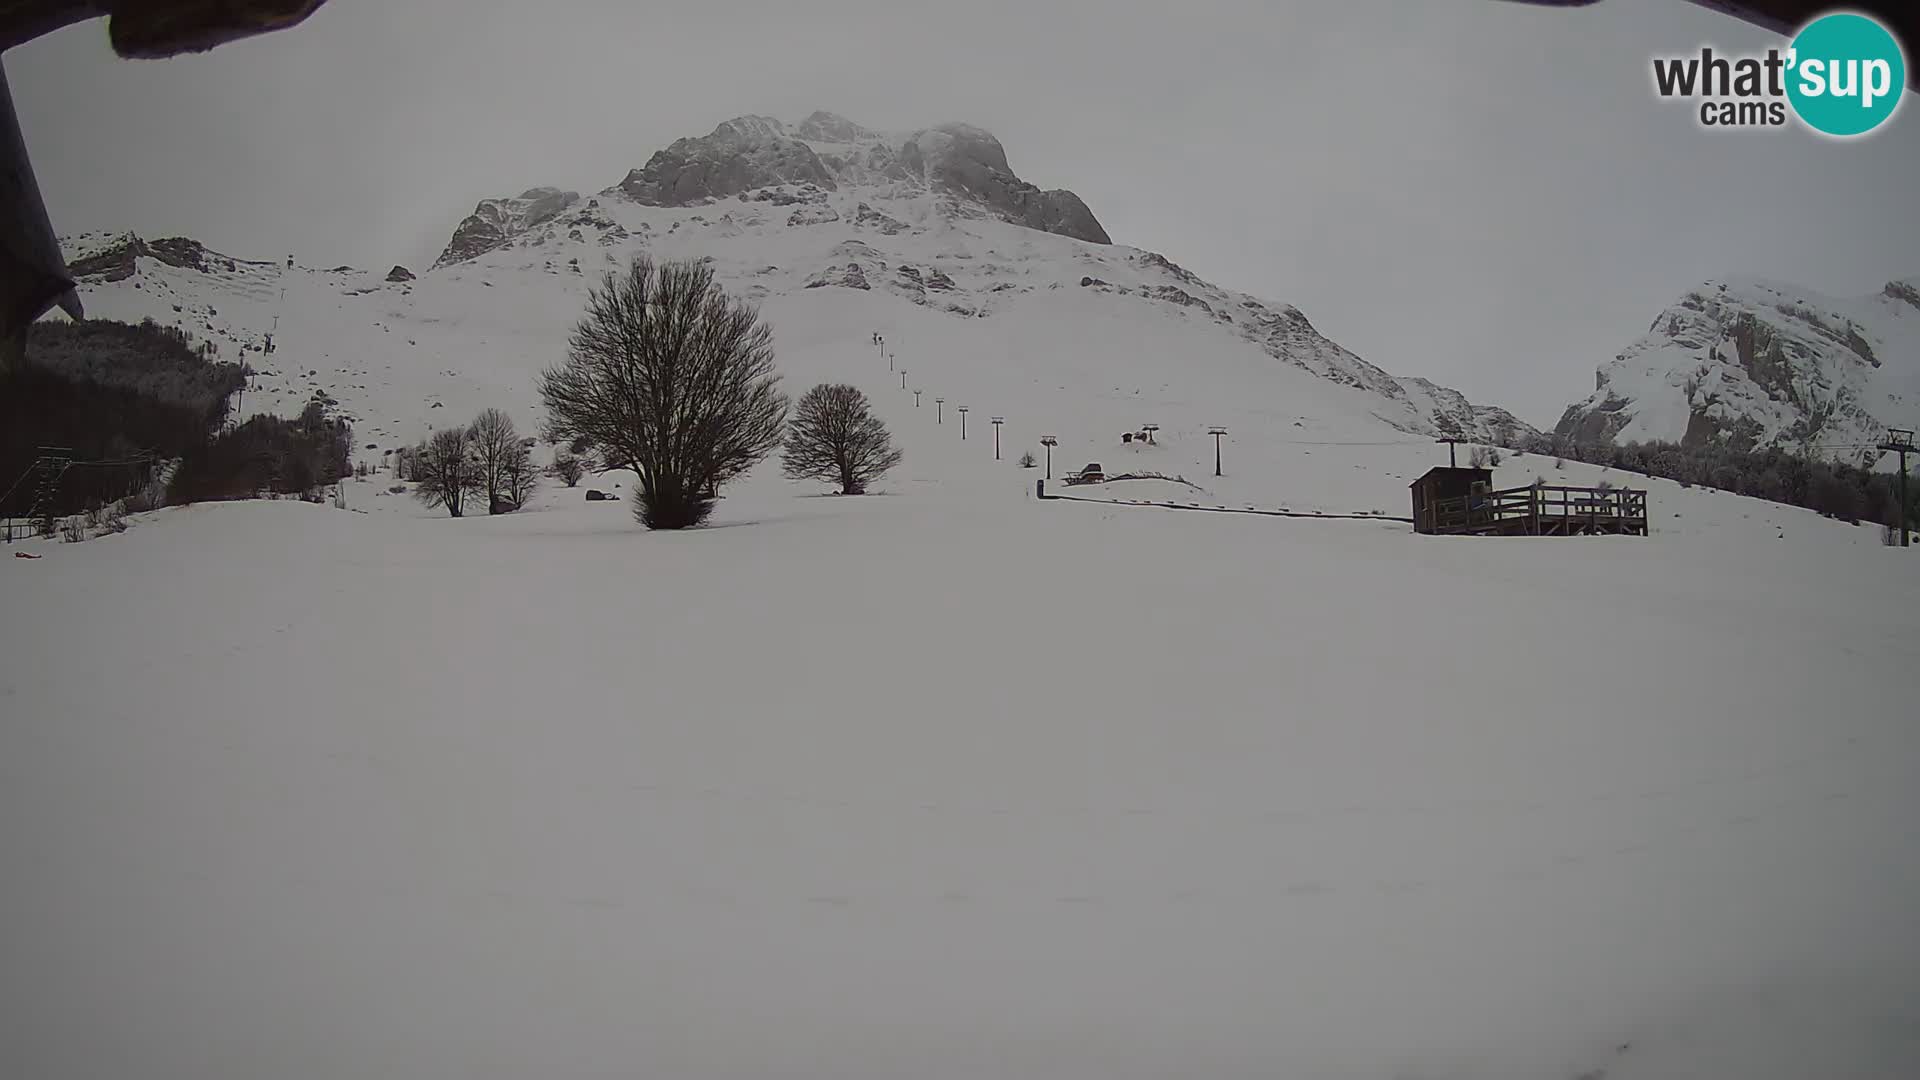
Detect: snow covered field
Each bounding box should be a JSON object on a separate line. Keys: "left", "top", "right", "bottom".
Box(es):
{"left": 13, "top": 137, "right": 1919, "bottom": 1078}
{"left": 4, "top": 434, "right": 1918, "bottom": 1079}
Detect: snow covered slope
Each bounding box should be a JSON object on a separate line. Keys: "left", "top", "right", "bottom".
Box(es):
{"left": 16, "top": 112, "right": 1920, "bottom": 1080}
{"left": 56, "top": 113, "right": 1533, "bottom": 453}
{"left": 3, "top": 448, "right": 1916, "bottom": 1080}
{"left": 1557, "top": 277, "right": 1920, "bottom": 465}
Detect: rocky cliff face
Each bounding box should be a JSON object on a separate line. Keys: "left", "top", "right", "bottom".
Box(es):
{"left": 435, "top": 113, "right": 1109, "bottom": 270}
{"left": 433, "top": 187, "right": 580, "bottom": 269}
{"left": 600, "top": 112, "right": 1108, "bottom": 245}
{"left": 896, "top": 123, "right": 1108, "bottom": 244}
{"left": 1555, "top": 277, "right": 1920, "bottom": 463}
{"left": 67, "top": 233, "right": 236, "bottom": 280}
{"left": 619, "top": 116, "right": 838, "bottom": 206}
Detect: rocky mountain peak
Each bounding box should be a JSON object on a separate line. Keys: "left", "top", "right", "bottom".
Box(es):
{"left": 618, "top": 116, "right": 836, "bottom": 207}
{"left": 795, "top": 110, "right": 871, "bottom": 143}
{"left": 895, "top": 122, "right": 1108, "bottom": 244}
{"left": 433, "top": 187, "right": 580, "bottom": 269}
{"left": 607, "top": 112, "right": 1109, "bottom": 245}
{"left": 1555, "top": 276, "right": 1920, "bottom": 461}
{"left": 707, "top": 115, "right": 791, "bottom": 145}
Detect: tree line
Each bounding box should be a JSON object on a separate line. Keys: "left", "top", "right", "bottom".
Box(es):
{"left": 1509, "top": 431, "right": 1916, "bottom": 532}
{"left": 3, "top": 317, "right": 354, "bottom": 518}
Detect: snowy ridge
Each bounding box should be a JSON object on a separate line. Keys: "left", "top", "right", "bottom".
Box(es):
{"left": 1557, "top": 275, "right": 1920, "bottom": 466}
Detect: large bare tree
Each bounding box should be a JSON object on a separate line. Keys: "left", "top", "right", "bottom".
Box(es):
{"left": 781, "top": 383, "right": 903, "bottom": 495}
{"left": 540, "top": 257, "right": 788, "bottom": 529}
{"left": 468, "top": 407, "right": 531, "bottom": 513}
{"left": 410, "top": 427, "right": 480, "bottom": 517}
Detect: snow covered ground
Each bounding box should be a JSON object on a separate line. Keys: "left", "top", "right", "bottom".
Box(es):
{"left": 14, "top": 132, "right": 1919, "bottom": 1078}
{"left": 4, "top": 410, "right": 1918, "bottom": 1079}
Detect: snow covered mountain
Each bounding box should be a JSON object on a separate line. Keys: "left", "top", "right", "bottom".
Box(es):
{"left": 57, "top": 112, "right": 1530, "bottom": 451}
{"left": 1556, "top": 276, "right": 1920, "bottom": 465}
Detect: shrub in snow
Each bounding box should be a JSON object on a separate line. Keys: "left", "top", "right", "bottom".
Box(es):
{"left": 541, "top": 256, "right": 787, "bottom": 529}
{"left": 548, "top": 450, "right": 586, "bottom": 487}
{"left": 1018, "top": 451, "right": 1037, "bottom": 468}
{"left": 123, "top": 470, "right": 167, "bottom": 514}
{"left": 59, "top": 515, "right": 87, "bottom": 542}
{"left": 781, "top": 383, "right": 902, "bottom": 495}
{"left": 1488, "top": 450, "right": 1502, "bottom": 467}
{"left": 1468, "top": 445, "right": 1491, "bottom": 469}
{"left": 410, "top": 428, "right": 482, "bottom": 517}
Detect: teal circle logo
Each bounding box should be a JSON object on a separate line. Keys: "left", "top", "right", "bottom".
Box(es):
{"left": 1786, "top": 13, "right": 1906, "bottom": 136}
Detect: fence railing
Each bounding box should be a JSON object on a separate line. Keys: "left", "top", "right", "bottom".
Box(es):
{"left": 1427, "top": 485, "right": 1646, "bottom": 535}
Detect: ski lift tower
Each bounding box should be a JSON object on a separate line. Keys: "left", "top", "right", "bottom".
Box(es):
{"left": 1881, "top": 427, "right": 1915, "bottom": 547}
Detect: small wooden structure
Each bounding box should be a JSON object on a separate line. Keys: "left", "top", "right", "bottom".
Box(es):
{"left": 1064, "top": 463, "right": 1105, "bottom": 486}
{"left": 1410, "top": 467, "right": 1647, "bottom": 537}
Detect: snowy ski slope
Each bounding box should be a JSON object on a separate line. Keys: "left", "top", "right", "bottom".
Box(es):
{"left": 6, "top": 118, "right": 1919, "bottom": 1080}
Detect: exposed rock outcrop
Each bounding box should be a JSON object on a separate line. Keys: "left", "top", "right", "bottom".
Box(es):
{"left": 897, "top": 123, "right": 1109, "bottom": 244}
{"left": 66, "top": 233, "right": 232, "bottom": 280}
{"left": 1555, "top": 277, "right": 1920, "bottom": 461}
{"left": 620, "top": 117, "right": 836, "bottom": 206}
{"left": 606, "top": 113, "right": 1108, "bottom": 243}
{"left": 433, "top": 187, "right": 580, "bottom": 269}
{"left": 794, "top": 110, "right": 870, "bottom": 143}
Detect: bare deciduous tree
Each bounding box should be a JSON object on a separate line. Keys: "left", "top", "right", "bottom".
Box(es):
{"left": 781, "top": 383, "right": 903, "bottom": 495}
{"left": 468, "top": 408, "right": 526, "bottom": 514}
{"left": 540, "top": 257, "right": 788, "bottom": 529}
{"left": 548, "top": 449, "right": 586, "bottom": 487}
{"left": 411, "top": 428, "right": 481, "bottom": 517}
{"left": 501, "top": 439, "right": 539, "bottom": 510}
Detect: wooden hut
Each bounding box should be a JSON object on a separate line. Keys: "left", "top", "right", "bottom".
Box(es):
{"left": 1410, "top": 467, "right": 1492, "bottom": 534}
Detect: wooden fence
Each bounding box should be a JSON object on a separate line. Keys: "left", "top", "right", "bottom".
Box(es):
{"left": 1422, "top": 484, "right": 1647, "bottom": 537}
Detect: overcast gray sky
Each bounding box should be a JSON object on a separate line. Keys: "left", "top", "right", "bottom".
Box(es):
{"left": 11, "top": 0, "right": 1919, "bottom": 425}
